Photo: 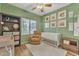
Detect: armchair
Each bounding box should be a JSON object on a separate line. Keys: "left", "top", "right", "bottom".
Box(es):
{"left": 29, "top": 31, "right": 41, "bottom": 45}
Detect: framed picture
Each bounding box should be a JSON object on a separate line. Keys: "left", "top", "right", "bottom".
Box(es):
{"left": 77, "top": 15, "right": 79, "bottom": 23}
{"left": 45, "top": 23, "right": 49, "bottom": 28}
{"left": 69, "top": 22, "right": 73, "bottom": 31}
{"left": 45, "top": 16, "right": 50, "bottom": 23}
{"left": 57, "top": 20, "right": 66, "bottom": 27}
{"left": 69, "top": 11, "right": 74, "bottom": 18}
{"left": 58, "top": 10, "right": 66, "bottom": 19}
{"left": 50, "top": 13, "right": 56, "bottom": 21}
{"left": 74, "top": 23, "right": 79, "bottom": 36}
{"left": 50, "top": 21, "right": 56, "bottom": 28}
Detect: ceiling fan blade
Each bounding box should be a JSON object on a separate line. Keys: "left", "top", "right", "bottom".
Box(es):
{"left": 32, "top": 7, "right": 37, "bottom": 10}
{"left": 44, "top": 4, "right": 52, "bottom": 7}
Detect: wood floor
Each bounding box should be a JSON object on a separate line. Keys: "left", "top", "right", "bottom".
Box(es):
{"left": 14, "top": 44, "right": 77, "bottom": 56}
{"left": 15, "top": 44, "right": 32, "bottom": 56}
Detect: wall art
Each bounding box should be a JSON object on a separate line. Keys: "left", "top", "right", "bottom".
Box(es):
{"left": 69, "top": 22, "right": 73, "bottom": 31}
{"left": 50, "top": 13, "right": 56, "bottom": 21}
{"left": 69, "top": 11, "right": 74, "bottom": 18}
{"left": 74, "top": 23, "right": 79, "bottom": 36}
{"left": 50, "top": 21, "right": 56, "bottom": 28}
{"left": 45, "top": 16, "right": 50, "bottom": 23}
{"left": 57, "top": 20, "right": 66, "bottom": 27}
{"left": 45, "top": 23, "right": 49, "bottom": 28}
{"left": 58, "top": 10, "right": 66, "bottom": 19}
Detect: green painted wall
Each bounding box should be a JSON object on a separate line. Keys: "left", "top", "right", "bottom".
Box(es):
{"left": 0, "top": 4, "right": 1, "bottom": 12}
{"left": 1, "top": 3, "right": 40, "bottom": 20}
{"left": 1, "top": 3, "right": 79, "bottom": 43}
{"left": 0, "top": 3, "right": 42, "bottom": 44}
{"left": 42, "top": 3, "right": 79, "bottom": 40}
{"left": 0, "top": 4, "right": 2, "bottom": 35}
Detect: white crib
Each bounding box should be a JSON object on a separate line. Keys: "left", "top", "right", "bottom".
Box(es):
{"left": 41, "top": 32, "right": 61, "bottom": 47}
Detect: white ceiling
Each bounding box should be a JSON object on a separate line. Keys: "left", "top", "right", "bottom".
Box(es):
{"left": 9, "top": 3, "right": 70, "bottom": 16}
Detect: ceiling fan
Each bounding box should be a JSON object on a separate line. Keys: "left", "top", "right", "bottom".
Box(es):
{"left": 32, "top": 3, "right": 52, "bottom": 12}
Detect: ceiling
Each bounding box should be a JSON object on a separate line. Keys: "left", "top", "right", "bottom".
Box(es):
{"left": 9, "top": 3, "right": 70, "bottom": 16}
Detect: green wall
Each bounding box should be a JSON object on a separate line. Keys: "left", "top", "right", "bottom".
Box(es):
{"left": 1, "top": 3, "right": 79, "bottom": 43}
{"left": 0, "top": 3, "right": 1, "bottom": 34}
{"left": 42, "top": 3, "right": 79, "bottom": 40}
{"left": 0, "top": 3, "right": 40, "bottom": 19}
{"left": 0, "top": 4, "right": 1, "bottom": 12}
{"left": 0, "top": 3, "right": 42, "bottom": 44}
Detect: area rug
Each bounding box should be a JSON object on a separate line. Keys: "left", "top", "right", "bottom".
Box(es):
{"left": 26, "top": 42, "right": 67, "bottom": 56}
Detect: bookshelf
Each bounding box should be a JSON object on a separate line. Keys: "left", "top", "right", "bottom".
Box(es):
{"left": 0, "top": 13, "right": 21, "bottom": 46}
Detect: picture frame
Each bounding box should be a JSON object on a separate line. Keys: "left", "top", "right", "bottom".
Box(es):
{"left": 69, "top": 22, "right": 73, "bottom": 31}
{"left": 57, "top": 20, "right": 66, "bottom": 27}
{"left": 50, "top": 21, "right": 56, "bottom": 28}
{"left": 58, "top": 10, "right": 66, "bottom": 19}
{"left": 45, "top": 16, "right": 50, "bottom": 23}
{"left": 74, "top": 23, "right": 79, "bottom": 36}
{"left": 50, "top": 13, "right": 56, "bottom": 21}
{"left": 77, "top": 15, "right": 79, "bottom": 23}
{"left": 69, "top": 11, "right": 74, "bottom": 18}
{"left": 45, "top": 23, "right": 49, "bottom": 28}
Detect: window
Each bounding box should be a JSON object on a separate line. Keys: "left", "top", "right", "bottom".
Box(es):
{"left": 21, "top": 18, "right": 37, "bottom": 35}
{"left": 30, "top": 20, "right": 37, "bottom": 34}
{"left": 21, "top": 18, "right": 30, "bottom": 35}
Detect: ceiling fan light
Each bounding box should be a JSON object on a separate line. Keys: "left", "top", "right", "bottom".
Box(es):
{"left": 41, "top": 9, "right": 44, "bottom": 12}
{"left": 37, "top": 5, "right": 43, "bottom": 9}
